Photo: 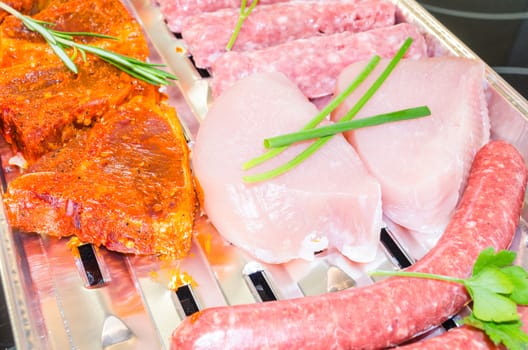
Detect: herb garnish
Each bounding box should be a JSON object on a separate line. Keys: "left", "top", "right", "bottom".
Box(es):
{"left": 371, "top": 247, "right": 528, "bottom": 350}
{"left": 0, "top": 1, "right": 177, "bottom": 86}
{"left": 226, "top": 0, "right": 259, "bottom": 51}
{"left": 242, "top": 55, "right": 381, "bottom": 171}
{"left": 263, "top": 106, "right": 431, "bottom": 149}
{"left": 242, "top": 38, "right": 413, "bottom": 183}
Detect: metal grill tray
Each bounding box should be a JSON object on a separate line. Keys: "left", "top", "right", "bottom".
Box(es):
{"left": 1, "top": 0, "right": 527, "bottom": 349}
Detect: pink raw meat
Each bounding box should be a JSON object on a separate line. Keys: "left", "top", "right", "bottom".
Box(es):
{"left": 181, "top": 0, "right": 396, "bottom": 67}
{"left": 211, "top": 23, "right": 427, "bottom": 98}
{"left": 192, "top": 72, "right": 382, "bottom": 264}
{"left": 158, "top": 0, "right": 292, "bottom": 33}
{"left": 332, "top": 57, "right": 490, "bottom": 235}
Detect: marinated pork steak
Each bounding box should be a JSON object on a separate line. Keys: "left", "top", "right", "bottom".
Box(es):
{"left": 193, "top": 72, "right": 382, "bottom": 264}
{"left": 0, "top": 0, "right": 149, "bottom": 67}
{"left": 0, "top": 58, "right": 157, "bottom": 163}
{"left": 332, "top": 57, "right": 489, "bottom": 235}
{"left": 0, "top": 0, "right": 151, "bottom": 163}
{"left": 3, "top": 96, "right": 197, "bottom": 259}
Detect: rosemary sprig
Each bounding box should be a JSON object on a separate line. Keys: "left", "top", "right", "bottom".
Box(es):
{"left": 0, "top": 1, "right": 177, "bottom": 86}
{"left": 226, "top": 0, "right": 259, "bottom": 51}
{"left": 243, "top": 37, "right": 413, "bottom": 183}
{"left": 263, "top": 106, "right": 431, "bottom": 149}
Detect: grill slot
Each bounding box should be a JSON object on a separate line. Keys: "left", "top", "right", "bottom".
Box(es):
{"left": 77, "top": 243, "right": 106, "bottom": 288}
{"left": 380, "top": 228, "right": 415, "bottom": 268}
{"left": 175, "top": 284, "right": 201, "bottom": 317}
{"left": 441, "top": 318, "right": 458, "bottom": 330}
{"left": 246, "top": 270, "right": 277, "bottom": 302}
{"left": 0, "top": 157, "right": 7, "bottom": 192}
{"left": 188, "top": 56, "right": 211, "bottom": 78}
{"left": 243, "top": 262, "right": 278, "bottom": 302}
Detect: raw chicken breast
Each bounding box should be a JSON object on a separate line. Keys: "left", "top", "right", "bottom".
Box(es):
{"left": 333, "top": 57, "right": 489, "bottom": 235}
{"left": 193, "top": 72, "right": 382, "bottom": 264}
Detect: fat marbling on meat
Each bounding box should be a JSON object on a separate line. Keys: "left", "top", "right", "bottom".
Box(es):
{"left": 332, "top": 56, "right": 490, "bottom": 235}
{"left": 180, "top": 0, "right": 396, "bottom": 67}
{"left": 192, "top": 72, "right": 382, "bottom": 264}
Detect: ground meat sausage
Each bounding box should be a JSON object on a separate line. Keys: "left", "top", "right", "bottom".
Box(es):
{"left": 158, "top": 0, "right": 291, "bottom": 33}
{"left": 180, "top": 0, "right": 396, "bottom": 67}
{"left": 398, "top": 306, "right": 528, "bottom": 349}
{"left": 171, "top": 140, "right": 527, "bottom": 349}
{"left": 400, "top": 327, "right": 501, "bottom": 350}
{"left": 210, "top": 23, "right": 427, "bottom": 98}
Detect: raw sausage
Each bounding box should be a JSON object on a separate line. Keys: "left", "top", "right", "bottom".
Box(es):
{"left": 398, "top": 306, "right": 528, "bottom": 349}
{"left": 158, "top": 0, "right": 292, "bottom": 33}
{"left": 180, "top": 0, "right": 396, "bottom": 67}
{"left": 170, "top": 140, "right": 527, "bottom": 349}
{"left": 211, "top": 23, "right": 427, "bottom": 98}
{"left": 400, "top": 327, "right": 501, "bottom": 350}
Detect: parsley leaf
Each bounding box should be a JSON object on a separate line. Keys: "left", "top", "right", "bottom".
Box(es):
{"left": 501, "top": 266, "right": 528, "bottom": 305}
{"left": 464, "top": 313, "right": 528, "bottom": 350}
{"left": 370, "top": 247, "right": 528, "bottom": 349}
{"left": 472, "top": 247, "right": 516, "bottom": 275}
{"left": 465, "top": 266, "right": 517, "bottom": 322}
{"left": 468, "top": 286, "right": 518, "bottom": 323}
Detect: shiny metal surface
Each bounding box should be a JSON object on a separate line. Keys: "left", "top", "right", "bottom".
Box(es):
{"left": 0, "top": 0, "right": 527, "bottom": 349}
